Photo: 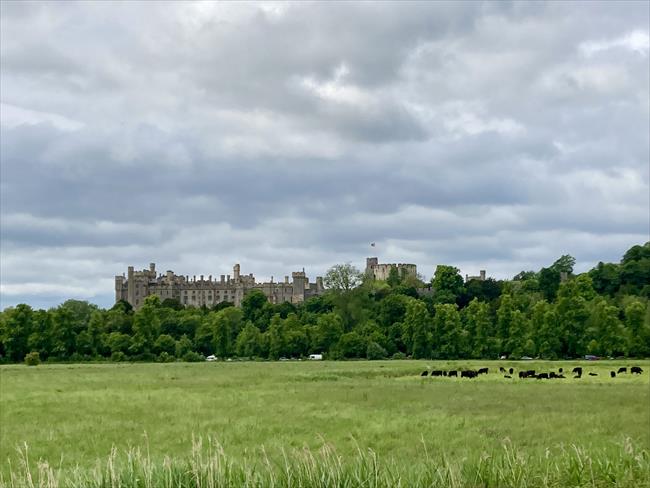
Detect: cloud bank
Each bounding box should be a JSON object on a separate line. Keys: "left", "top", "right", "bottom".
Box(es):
{"left": 1, "top": 1, "right": 648, "bottom": 308}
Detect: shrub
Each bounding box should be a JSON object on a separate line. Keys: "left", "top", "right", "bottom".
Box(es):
{"left": 157, "top": 352, "right": 175, "bottom": 363}
{"left": 391, "top": 352, "right": 406, "bottom": 360}
{"left": 366, "top": 341, "right": 388, "bottom": 360}
{"left": 110, "top": 352, "right": 127, "bottom": 362}
{"left": 182, "top": 351, "right": 204, "bottom": 362}
{"left": 24, "top": 352, "right": 41, "bottom": 366}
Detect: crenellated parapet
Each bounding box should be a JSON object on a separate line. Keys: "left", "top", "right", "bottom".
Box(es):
{"left": 115, "top": 262, "right": 323, "bottom": 309}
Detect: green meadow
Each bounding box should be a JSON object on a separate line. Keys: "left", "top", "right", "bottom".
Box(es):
{"left": 1, "top": 360, "right": 649, "bottom": 487}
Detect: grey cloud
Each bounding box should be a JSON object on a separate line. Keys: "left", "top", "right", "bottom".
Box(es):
{"left": 1, "top": 1, "right": 648, "bottom": 308}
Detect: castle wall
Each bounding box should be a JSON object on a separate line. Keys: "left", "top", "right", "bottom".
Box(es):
{"left": 364, "top": 257, "right": 417, "bottom": 281}
{"left": 115, "top": 263, "right": 323, "bottom": 310}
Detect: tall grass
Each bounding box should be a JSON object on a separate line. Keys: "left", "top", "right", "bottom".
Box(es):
{"left": 3, "top": 437, "right": 648, "bottom": 488}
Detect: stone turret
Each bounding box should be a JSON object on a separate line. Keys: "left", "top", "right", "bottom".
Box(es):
{"left": 233, "top": 264, "right": 240, "bottom": 282}
{"left": 292, "top": 271, "right": 307, "bottom": 303}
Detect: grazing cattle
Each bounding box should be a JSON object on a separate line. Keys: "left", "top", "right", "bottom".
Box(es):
{"left": 536, "top": 373, "right": 549, "bottom": 379}
{"left": 420, "top": 371, "right": 428, "bottom": 377}
{"left": 519, "top": 370, "right": 536, "bottom": 378}
{"left": 549, "top": 372, "right": 558, "bottom": 379}
{"left": 500, "top": 367, "right": 506, "bottom": 373}
{"left": 461, "top": 370, "right": 478, "bottom": 378}
{"left": 617, "top": 367, "right": 627, "bottom": 374}
{"left": 443, "top": 371, "right": 448, "bottom": 376}
{"left": 589, "top": 372, "right": 598, "bottom": 376}
{"left": 631, "top": 366, "right": 643, "bottom": 374}
{"left": 573, "top": 374, "right": 581, "bottom": 379}
{"left": 431, "top": 370, "right": 443, "bottom": 377}
{"left": 477, "top": 367, "right": 489, "bottom": 375}
{"left": 572, "top": 367, "right": 582, "bottom": 375}
{"left": 558, "top": 368, "right": 563, "bottom": 373}
{"left": 610, "top": 371, "right": 616, "bottom": 378}
{"left": 504, "top": 375, "right": 512, "bottom": 379}
{"left": 509, "top": 367, "right": 514, "bottom": 375}
{"left": 448, "top": 370, "right": 458, "bottom": 377}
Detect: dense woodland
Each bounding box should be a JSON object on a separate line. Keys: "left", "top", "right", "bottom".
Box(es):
{"left": 2, "top": 243, "right": 649, "bottom": 364}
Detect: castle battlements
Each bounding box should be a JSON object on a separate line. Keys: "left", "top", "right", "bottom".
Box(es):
{"left": 115, "top": 263, "right": 324, "bottom": 309}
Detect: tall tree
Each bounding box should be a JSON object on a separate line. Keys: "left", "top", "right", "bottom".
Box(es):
{"left": 324, "top": 263, "right": 362, "bottom": 292}
{"left": 431, "top": 265, "right": 464, "bottom": 304}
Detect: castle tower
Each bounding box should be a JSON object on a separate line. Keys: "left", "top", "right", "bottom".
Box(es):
{"left": 127, "top": 266, "right": 135, "bottom": 305}
{"left": 115, "top": 275, "right": 125, "bottom": 302}
{"left": 292, "top": 271, "right": 307, "bottom": 303}
{"left": 233, "top": 263, "right": 240, "bottom": 282}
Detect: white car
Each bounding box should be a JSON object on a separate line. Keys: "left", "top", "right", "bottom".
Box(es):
{"left": 206, "top": 355, "right": 217, "bottom": 362}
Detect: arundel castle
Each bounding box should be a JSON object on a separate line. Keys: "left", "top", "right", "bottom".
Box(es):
{"left": 115, "top": 263, "right": 325, "bottom": 310}
{"left": 115, "top": 257, "right": 429, "bottom": 310}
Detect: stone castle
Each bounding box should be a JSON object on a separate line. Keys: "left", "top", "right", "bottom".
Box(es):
{"left": 365, "top": 257, "right": 417, "bottom": 281}
{"left": 115, "top": 263, "right": 324, "bottom": 310}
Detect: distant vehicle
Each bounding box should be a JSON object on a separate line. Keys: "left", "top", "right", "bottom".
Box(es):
{"left": 206, "top": 355, "right": 217, "bottom": 362}
{"left": 585, "top": 355, "right": 600, "bottom": 361}
{"left": 520, "top": 356, "right": 533, "bottom": 360}
{"left": 279, "top": 357, "right": 289, "bottom": 361}
{"left": 309, "top": 354, "right": 323, "bottom": 360}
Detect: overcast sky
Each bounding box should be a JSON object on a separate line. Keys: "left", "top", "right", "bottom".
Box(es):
{"left": 1, "top": 1, "right": 649, "bottom": 309}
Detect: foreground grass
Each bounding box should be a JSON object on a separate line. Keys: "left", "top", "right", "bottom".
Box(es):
{"left": 1, "top": 360, "right": 649, "bottom": 486}
{"left": 3, "top": 437, "right": 649, "bottom": 487}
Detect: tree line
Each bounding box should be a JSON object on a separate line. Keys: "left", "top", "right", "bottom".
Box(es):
{"left": 2, "top": 243, "right": 649, "bottom": 364}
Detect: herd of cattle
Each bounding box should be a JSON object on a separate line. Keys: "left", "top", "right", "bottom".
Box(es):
{"left": 419, "top": 366, "right": 644, "bottom": 379}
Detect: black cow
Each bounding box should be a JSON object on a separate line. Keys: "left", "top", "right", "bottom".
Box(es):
{"left": 588, "top": 372, "right": 598, "bottom": 376}
{"left": 549, "top": 372, "right": 558, "bottom": 379}
{"left": 558, "top": 367, "right": 563, "bottom": 373}
{"left": 504, "top": 375, "right": 512, "bottom": 379}
{"left": 617, "top": 367, "right": 627, "bottom": 374}
{"left": 500, "top": 367, "right": 506, "bottom": 373}
{"left": 477, "top": 367, "right": 489, "bottom": 375}
{"left": 448, "top": 370, "right": 458, "bottom": 377}
{"left": 461, "top": 370, "right": 478, "bottom": 378}
{"left": 431, "top": 370, "right": 443, "bottom": 377}
{"left": 420, "top": 370, "right": 428, "bottom": 377}
{"left": 519, "top": 370, "right": 535, "bottom": 378}
{"left": 509, "top": 367, "right": 514, "bottom": 375}
{"left": 572, "top": 367, "right": 582, "bottom": 375}
{"left": 610, "top": 371, "right": 616, "bottom": 378}
{"left": 536, "top": 373, "right": 549, "bottom": 379}
{"left": 631, "top": 366, "right": 643, "bottom": 374}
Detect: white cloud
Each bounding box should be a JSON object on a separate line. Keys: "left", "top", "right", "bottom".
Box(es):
{"left": 580, "top": 30, "right": 650, "bottom": 57}
{"left": 0, "top": 103, "right": 84, "bottom": 131}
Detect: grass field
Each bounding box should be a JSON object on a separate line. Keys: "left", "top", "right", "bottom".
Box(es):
{"left": 1, "top": 360, "right": 649, "bottom": 487}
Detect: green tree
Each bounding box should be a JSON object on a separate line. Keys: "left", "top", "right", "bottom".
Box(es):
{"left": 324, "top": 263, "right": 363, "bottom": 292}
{"left": 538, "top": 267, "right": 561, "bottom": 301}
{"left": 555, "top": 281, "right": 589, "bottom": 357}
{"left": 432, "top": 265, "right": 464, "bottom": 304}
{"left": 387, "top": 266, "right": 402, "bottom": 287}
{"left": 130, "top": 296, "right": 161, "bottom": 356}
{"left": 211, "top": 307, "right": 244, "bottom": 358}
{"left": 433, "top": 303, "right": 464, "bottom": 359}
{"left": 0, "top": 304, "right": 34, "bottom": 362}
{"left": 463, "top": 299, "right": 495, "bottom": 358}
{"left": 403, "top": 299, "right": 431, "bottom": 359}
{"left": 235, "top": 322, "right": 263, "bottom": 357}
{"left": 624, "top": 300, "right": 650, "bottom": 357}
{"left": 551, "top": 255, "right": 576, "bottom": 274}
{"left": 154, "top": 334, "right": 177, "bottom": 356}
{"left": 335, "top": 332, "right": 367, "bottom": 358}
{"left": 589, "top": 262, "right": 621, "bottom": 296}
{"left": 311, "top": 313, "right": 344, "bottom": 353}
